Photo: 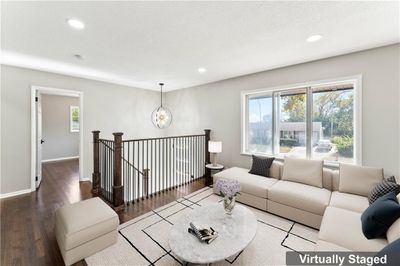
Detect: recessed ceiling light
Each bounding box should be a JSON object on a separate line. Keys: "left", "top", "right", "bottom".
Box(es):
{"left": 198, "top": 67, "right": 207, "bottom": 73}
{"left": 67, "top": 18, "right": 85, "bottom": 30}
{"left": 73, "top": 54, "right": 84, "bottom": 60}
{"left": 306, "top": 34, "right": 322, "bottom": 43}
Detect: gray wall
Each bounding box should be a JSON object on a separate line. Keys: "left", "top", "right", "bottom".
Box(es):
{"left": 1, "top": 65, "right": 163, "bottom": 194}
{"left": 164, "top": 44, "right": 400, "bottom": 177}
{"left": 41, "top": 94, "right": 79, "bottom": 161}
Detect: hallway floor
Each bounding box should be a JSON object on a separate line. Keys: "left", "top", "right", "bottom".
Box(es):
{"left": 0, "top": 159, "right": 207, "bottom": 266}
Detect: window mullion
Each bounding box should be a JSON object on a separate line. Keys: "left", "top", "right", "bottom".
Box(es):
{"left": 306, "top": 87, "right": 313, "bottom": 159}
{"left": 272, "top": 92, "right": 280, "bottom": 155}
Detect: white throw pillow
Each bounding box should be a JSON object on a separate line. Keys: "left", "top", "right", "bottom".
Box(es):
{"left": 282, "top": 157, "right": 323, "bottom": 188}
{"left": 338, "top": 163, "right": 384, "bottom": 197}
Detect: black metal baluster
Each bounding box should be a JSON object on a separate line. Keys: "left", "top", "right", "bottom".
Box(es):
{"left": 132, "top": 141, "right": 137, "bottom": 201}
{"left": 166, "top": 138, "right": 168, "bottom": 190}
{"left": 179, "top": 137, "right": 182, "bottom": 186}
{"left": 191, "top": 137, "right": 193, "bottom": 181}
{"left": 150, "top": 139, "right": 152, "bottom": 196}
{"left": 196, "top": 136, "right": 198, "bottom": 179}
{"left": 172, "top": 138, "right": 178, "bottom": 188}
{"left": 163, "top": 138, "right": 166, "bottom": 191}
{"left": 168, "top": 138, "right": 170, "bottom": 190}
{"left": 158, "top": 139, "right": 161, "bottom": 194}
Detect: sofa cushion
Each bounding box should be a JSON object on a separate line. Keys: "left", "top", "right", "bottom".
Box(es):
{"left": 248, "top": 155, "right": 275, "bottom": 177}
{"left": 55, "top": 197, "right": 119, "bottom": 250}
{"left": 315, "top": 240, "right": 350, "bottom": 251}
{"left": 268, "top": 180, "right": 331, "bottom": 215}
{"left": 213, "top": 167, "right": 278, "bottom": 198}
{"left": 282, "top": 157, "right": 323, "bottom": 188}
{"left": 332, "top": 170, "right": 340, "bottom": 191}
{"left": 387, "top": 218, "right": 400, "bottom": 243}
{"left": 319, "top": 206, "right": 387, "bottom": 251}
{"left": 386, "top": 194, "right": 400, "bottom": 243}
{"left": 329, "top": 191, "right": 369, "bottom": 213}
{"left": 322, "top": 168, "right": 333, "bottom": 191}
{"left": 270, "top": 161, "right": 283, "bottom": 180}
{"left": 368, "top": 177, "right": 400, "bottom": 204}
{"left": 339, "top": 163, "right": 384, "bottom": 197}
{"left": 361, "top": 192, "right": 400, "bottom": 239}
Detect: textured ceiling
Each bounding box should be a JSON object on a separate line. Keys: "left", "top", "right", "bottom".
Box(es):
{"left": 1, "top": 1, "right": 399, "bottom": 91}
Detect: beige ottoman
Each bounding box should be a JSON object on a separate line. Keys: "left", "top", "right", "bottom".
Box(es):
{"left": 55, "top": 197, "right": 119, "bottom": 265}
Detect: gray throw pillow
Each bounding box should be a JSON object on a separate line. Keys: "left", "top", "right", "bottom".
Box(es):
{"left": 368, "top": 176, "right": 400, "bottom": 205}
{"left": 249, "top": 155, "right": 275, "bottom": 177}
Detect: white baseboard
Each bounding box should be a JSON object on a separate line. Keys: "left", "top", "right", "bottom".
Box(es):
{"left": 80, "top": 178, "right": 91, "bottom": 182}
{"left": 42, "top": 156, "right": 79, "bottom": 163}
{"left": 0, "top": 188, "right": 32, "bottom": 199}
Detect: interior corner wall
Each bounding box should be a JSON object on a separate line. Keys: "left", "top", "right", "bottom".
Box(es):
{"left": 0, "top": 65, "right": 163, "bottom": 194}
{"left": 41, "top": 94, "right": 80, "bottom": 161}
{"left": 164, "top": 44, "right": 400, "bottom": 177}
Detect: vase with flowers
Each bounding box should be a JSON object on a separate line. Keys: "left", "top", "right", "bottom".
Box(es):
{"left": 216, "top": 178, "right": 241, "bottom": 215}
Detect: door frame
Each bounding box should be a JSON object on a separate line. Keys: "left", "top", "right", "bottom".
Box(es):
{"left": 31, "top": 86, "right": 84, "bottom": 191}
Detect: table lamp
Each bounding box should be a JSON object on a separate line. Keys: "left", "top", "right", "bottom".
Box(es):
{"left": 208, "top": 141, "right": 222, "bottom": 166}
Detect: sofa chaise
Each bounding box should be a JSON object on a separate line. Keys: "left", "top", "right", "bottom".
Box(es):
{"left": 213, "top": 157, "right": 399, "bottom": 252}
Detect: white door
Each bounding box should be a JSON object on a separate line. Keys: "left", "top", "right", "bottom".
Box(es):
{"left": 36, "top": 93, "right": 43, "bottom": 188}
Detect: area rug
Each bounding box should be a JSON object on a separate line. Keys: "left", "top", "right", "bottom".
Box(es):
{"left": 86, "top": 187, "right": 318, "bottom": 266}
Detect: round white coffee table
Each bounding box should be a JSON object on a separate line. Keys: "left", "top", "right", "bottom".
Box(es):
{"left": 168, "top": 203, "right": 257, "bottom": 265}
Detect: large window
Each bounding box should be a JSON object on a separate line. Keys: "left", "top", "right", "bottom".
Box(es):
{"left": 242, "top": 78, "right": 360, "bottom": 164}
{"left": 247, "top": 94, "right": 273, "bottom": 154}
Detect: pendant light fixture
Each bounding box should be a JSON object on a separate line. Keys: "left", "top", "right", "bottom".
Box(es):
{"left": 151, "top": 83, "right": 172, "bottom": 129}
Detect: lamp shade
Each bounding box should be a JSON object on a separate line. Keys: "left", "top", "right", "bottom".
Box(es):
{"left": 208, "top": 141, "right": 222, "bottom": 153}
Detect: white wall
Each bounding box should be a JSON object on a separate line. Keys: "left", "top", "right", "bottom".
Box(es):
{"left": 1, "top": 65, "right": 163, "bottom": 194}
{"left": 1, "top": 44, "right": 399, "bottom": 195}
{"left": 41, "top": 94, "right": 79, "bottom": 161}
{"left": 165, "top": 44, "right": 400, "bottom": 177}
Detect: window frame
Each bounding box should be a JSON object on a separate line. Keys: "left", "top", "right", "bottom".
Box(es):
{"left": 240, "top": 75, "right": 362, "bottom": 166}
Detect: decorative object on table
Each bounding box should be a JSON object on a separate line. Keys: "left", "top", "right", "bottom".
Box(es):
{"left": 248, "top": 155, "right": 275, "bottom": 177}
{"left": 151, "top": 83, "right": 172, "bottom": 129}
{"left": 216, "top": 178, "right": 241, "bottom": 215}
{"left": 208, "top": 141, "right": 222, "bottom": 166}
{"left": 368, "top": 176, "right": 400, "bottom": 204}
{"left": 188, "top": 222, "right": 219, "bottom": 244}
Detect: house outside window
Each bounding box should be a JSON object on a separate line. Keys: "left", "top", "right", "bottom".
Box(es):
{"left": 241, "top": 76, "right": 362, "bottom": 165}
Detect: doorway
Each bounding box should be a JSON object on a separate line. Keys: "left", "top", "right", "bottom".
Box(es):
{"left": 31, "top": 86, "right": 84, "bottom": 190}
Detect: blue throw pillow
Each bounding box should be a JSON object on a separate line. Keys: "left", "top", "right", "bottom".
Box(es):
{"left": 375, "top": 238, "right": 400, "bottom": 266}
{"left": 361, "top": 191, "right": 400, "bottom": 239}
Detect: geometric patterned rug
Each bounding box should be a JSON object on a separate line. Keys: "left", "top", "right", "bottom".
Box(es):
{"left": 86, "top": 187, "right": 318, "bottom": 266}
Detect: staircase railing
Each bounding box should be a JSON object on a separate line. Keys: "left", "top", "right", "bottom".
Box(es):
{"left": 91, "top": 129, "right": 211, "bottom": 210}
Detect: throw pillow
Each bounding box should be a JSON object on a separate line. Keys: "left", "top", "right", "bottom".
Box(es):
{"left": 361, "top": 191, "right": 400, "bottom": 239}
{"left": 339, "top": 163, "right": 384, "bottom": 197}
{"left": 387, "top": 176, "right": 397, "bottom": 183}
{"left": 368, "top": 176, "right": 400, "bottom": 205}
{"left": 375, "top": 238, "right": 400, "bottom": 265}
{"left": 248, "top": 155, "right": 275, "bottom": 177}
{"left": 281, "top": 157, "right": 323, "bottom": 188}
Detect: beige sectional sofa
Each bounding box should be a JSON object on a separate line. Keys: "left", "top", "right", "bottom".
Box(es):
{"left": 213, "top": 157, "right": 400, "bottom": 252}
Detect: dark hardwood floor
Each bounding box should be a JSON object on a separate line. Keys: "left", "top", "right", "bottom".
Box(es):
{"left": 0, "top": 159, "right": 207, "bottom": 266}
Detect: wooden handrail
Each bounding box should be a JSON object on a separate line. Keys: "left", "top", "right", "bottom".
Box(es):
{"left": 122, "top": 134, "right": 206, "bottom": 142}
{"left": 99, "top": 139, "right": 144, "bottom": 175}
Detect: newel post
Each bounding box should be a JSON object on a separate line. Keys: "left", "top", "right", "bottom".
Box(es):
{"left": 113, "top": 132, "right": 124, "bottom": 211}
{"left": 204, "top": 129, "right": 212, "bottom": 185}
{"left": 91, "top": 130, "right": 101, "bottom": 194}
